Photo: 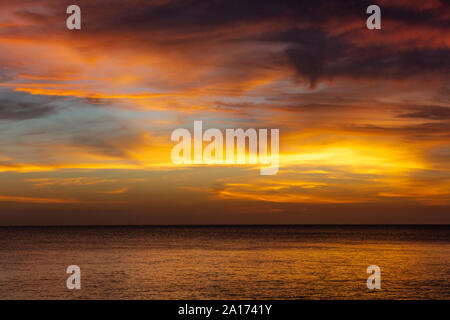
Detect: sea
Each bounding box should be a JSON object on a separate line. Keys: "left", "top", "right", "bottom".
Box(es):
{"left": 0, "top": 225, "right": 448, "bottom": 299}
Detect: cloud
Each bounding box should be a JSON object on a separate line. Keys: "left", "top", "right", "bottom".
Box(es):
{"left": 349, "top": 122, "right": 450, "bottom": 136}
{"left": 324, "top": 47, "right": 450, "bottom": 81}
{"left": 0, "top": 98, "right": 56, "bottom": 120}
{"left": 398, "top": 106, "right": 450, "bottom": 120}
{"left": 0, "top": 0, "right": 449, "bottom": 224}
{"left": 0, "top": 90, "right": 60, "bottom": 120}
{"left": 283, "top": 30, "right": 449, "bottom": 86}
{"left": 1, "top": 0, "right": 448, "bottom": 90}
{"left": 97, "top": 187, "right": 129, "bottom": 194}
{"left": 27, "top": 177, "right": 116, "bottom": 187}
{"left": 283, "top": 28, "right": 346, "bottom": 87}
{"left": 0, "top": 194, "right": 82, "bottom": 204}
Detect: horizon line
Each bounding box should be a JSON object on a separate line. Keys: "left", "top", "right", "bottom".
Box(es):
{"left": 1, "top": 224, "right": 449, "bottom": 228}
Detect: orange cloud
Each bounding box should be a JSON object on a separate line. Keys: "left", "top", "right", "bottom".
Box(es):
{"left": 0, "top": 194, "right": 82, "bottom": 204}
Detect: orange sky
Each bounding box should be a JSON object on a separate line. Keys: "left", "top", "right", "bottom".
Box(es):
{"left": 0, "top": 0, "right": 449, "bottom": 224}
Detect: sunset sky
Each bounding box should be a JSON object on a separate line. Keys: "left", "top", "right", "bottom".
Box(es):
{"left": 0, "top": 0, "right": 449, "bottom": 225}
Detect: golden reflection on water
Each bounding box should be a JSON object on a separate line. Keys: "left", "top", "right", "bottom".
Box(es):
{"left": 0, "top": 226, "right": 449, "bottom": 299}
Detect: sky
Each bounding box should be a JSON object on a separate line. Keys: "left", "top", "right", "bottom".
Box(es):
{"left": 0, "top": 0, "right": 449, "bottom": 225}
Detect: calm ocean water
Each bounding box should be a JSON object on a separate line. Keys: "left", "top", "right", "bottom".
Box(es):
{"left": 0, "top": 226, "right": 449, "bottom": 299}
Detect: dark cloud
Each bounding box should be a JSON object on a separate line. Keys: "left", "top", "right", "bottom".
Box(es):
{"left": 0, "top": 100, "right": 56, "bottom": 120}
{"left": 64, "top": 0, "right": 356, "bottom": 33}
{"left": 349, "top": 122, "right": 450, "bottom": 137}
{"left": 381, "top": 2, "right": 450, "bottom": 29}
{"left": 283, "top": 29, "right": 346, "bottom": 87}
{"left": 0, "top": 90, "right": 59, "bottom": 120}
{"left": 63, "top": 0, "right": 446, "bottom": 35}
{"left": 2, "top": 0, "right": 448, "bottom": 87}
{"left": 324, "top": 47, "right": 450, "bottom": 80}
{"left": 281, "top": 29, "right": 449, "bottom": 86}
{"left": 398, "top": 106, "right": 450, "bottom": 120}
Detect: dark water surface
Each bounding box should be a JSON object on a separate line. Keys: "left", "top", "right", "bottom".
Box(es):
{"left": 0, "top": 225, "right": 449, "bottom": 299}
